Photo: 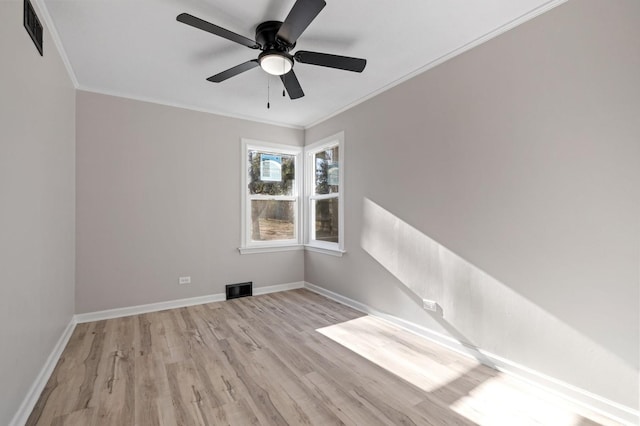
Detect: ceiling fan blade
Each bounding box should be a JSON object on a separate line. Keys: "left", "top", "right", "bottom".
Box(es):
{"left": 207, "top": 60, "right": 260, "bottom": 83}
{"left": 295, "top": 51, "right": 366, "bottom": 72}
{"left": 280, "top": 70, "right": 304, "bottom": 99}
{"left": 276, "top": 0, "right": 326, "bottom": 45}
{"left": 177, "top": 13, "right": 260, "bottom": 49}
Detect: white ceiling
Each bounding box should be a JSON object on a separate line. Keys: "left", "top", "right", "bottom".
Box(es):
{"left": 43, "top": 0, "right": 562, "bottom": 128}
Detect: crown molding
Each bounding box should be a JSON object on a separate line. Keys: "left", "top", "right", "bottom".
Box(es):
{"left": 303, "top": 0, "right": 569, "bottom": 130}
{"left": 34, "top": 0, "right": 568, "bottom": 130}
{"left": 76, "top": 86, "right": 305, "bottom": 130}
{"left": 33, "top": 0, "right": 79, "bottom": 88}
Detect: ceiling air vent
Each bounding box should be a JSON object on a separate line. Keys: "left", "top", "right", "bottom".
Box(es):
{"left": 23, "top": 0, "right": 43, "bottom": 56}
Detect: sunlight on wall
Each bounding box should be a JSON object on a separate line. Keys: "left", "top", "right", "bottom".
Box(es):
{"left": 359, "top": 197, "right": 637, "bottom": 408}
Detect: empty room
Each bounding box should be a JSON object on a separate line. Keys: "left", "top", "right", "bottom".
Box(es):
{"left": 1, "top": 0, "right": 638, "bottom": 425}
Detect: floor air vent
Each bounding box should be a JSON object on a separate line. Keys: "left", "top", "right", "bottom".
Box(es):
{"left": 226, "top": 282, "right": 252, "bottom": 300}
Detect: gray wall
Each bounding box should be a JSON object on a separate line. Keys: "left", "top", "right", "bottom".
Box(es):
{"left": 5, "top": 0, "right": 636, "bottom": 420}
{"left": 305, "top": 0, "right": 639, "bottom": 409}
{"left": 0, "top": 1, "right": 76, "bottom": 424}
{"left": 75, "top": 91, "right": 305, "bottom": 313}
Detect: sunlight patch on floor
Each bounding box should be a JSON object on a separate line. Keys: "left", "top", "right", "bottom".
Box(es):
{"left": 318, "top": 315, "right": 469, "bottom": 393}
{"left": 317, "top": 315, "right": 620, "bottom": 426}
{"left": 449, "top": 375, "right": 579, "bottom": 426}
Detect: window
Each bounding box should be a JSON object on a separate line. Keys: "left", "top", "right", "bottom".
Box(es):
{"left": 240, "top": 139, "right": 302, "bottom": 253}
{"left": 305, "top": 132, "right": 344, "bottom": 255}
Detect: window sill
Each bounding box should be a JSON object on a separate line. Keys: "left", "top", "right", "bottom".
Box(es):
{"left": 238, "top": 245, "right": 304, "bottom": 255}
{"left": 304, "top": 245, "right": 346, "bottom": 257}
{"left": 238, "top": 244, "right": 345, "bottom": 257}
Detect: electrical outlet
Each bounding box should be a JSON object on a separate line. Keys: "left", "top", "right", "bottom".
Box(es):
{"left": 422, "top": 299, "right": 438, "bottom": 312}
{"left": 179, "top": 276, "right": 191, "bottom": 285}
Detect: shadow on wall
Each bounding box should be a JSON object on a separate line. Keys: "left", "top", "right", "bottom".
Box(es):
{"left": 359, "top": 197, "right": 636, "bottom": 406}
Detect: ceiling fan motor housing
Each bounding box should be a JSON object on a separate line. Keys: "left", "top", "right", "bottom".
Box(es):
{"left": 256, "top": 21, "right": 295, "bottom": 75}
{"left": 255, "top": 21, "right": 295, "bottom": 52}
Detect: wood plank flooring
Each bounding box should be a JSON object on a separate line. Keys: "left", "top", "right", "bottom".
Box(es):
{"left": 27, "top": 289, "right": 620, "bottom": 425}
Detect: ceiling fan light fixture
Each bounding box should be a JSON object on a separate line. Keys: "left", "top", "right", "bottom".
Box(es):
{"left": 259, "top": 52, "right": 293, "bottom": 76}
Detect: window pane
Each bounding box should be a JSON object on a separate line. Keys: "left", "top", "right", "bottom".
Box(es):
{"left": 248, "top": 150, "right": 295, "bottom": 196}
{"left": 251, "top": 200, "right": 295, "bottom": 241}
{"left": 314, "top": 198, "right": 339, "bottom": 243}
{"left": 314, "top": 145, "right": 339, "bottom": 195}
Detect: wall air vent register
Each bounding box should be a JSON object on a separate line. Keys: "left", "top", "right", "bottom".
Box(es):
{"left": 24, "top": 0, "right": 43, "bottom": 56}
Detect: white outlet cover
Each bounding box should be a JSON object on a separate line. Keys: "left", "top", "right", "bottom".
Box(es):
{"left": 422, "top": 299, "right": 438, "bottom": 312}
{"left": 179, "top": 276, "right": 191, "bottom": 285}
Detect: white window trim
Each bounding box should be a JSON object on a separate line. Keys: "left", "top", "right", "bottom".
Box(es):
{"left": 304, "top": 132, "right": 345, "bottom": 256}
{"left": 239, "top": 138, "right": 303, "bottom": 253}
{"left": 305, "top": 244, "right": 345, "bottom": 257}
{"left": 238, "top": 245, "right": 304, "bottom": 255}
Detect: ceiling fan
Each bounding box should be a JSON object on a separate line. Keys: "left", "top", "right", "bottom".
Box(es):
{"left": 177, "top": 0, "right": 367, "bottom": 100}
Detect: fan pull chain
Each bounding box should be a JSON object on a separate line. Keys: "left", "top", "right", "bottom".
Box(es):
{"left": 267, "top": 76, "right": 270, "bottom": 109}
{"left": 282, "top": 62, "right": 286, "bottom": 97}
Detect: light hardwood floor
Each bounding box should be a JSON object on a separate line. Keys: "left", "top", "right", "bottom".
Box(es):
{"left": 27, "top": 289, "right": 620, "bottom": 425}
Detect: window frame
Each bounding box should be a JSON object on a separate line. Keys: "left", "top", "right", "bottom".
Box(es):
{"left": 304, "top": 132, "right": 345, "bottom": 255}
{"left": 240, "top": 138, "right": 303, "bottom": 254}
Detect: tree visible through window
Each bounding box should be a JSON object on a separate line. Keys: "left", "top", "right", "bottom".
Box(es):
{"left": 305, "top": 132, "right": 344, "bottom": 252}
{"left": 240, "top": 140, "right": 302, "bottom": 251}
{"left": 247, "top": 150, "right": 297, "bottom": 241}
{"left": 240, "top": 135, "right": 343, "bottom": 254}
{"left": 313, "top": 146, "right": 339, "bottom": 243}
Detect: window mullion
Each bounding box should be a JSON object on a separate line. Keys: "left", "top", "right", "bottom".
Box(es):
{"left": 250, "top": 195, "right": 297, "bottom": 201}
{"left": 309, "top": 193, "right": 339, "bottom": 201}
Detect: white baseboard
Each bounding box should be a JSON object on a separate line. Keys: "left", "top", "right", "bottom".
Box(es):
{"left": 11, "top": 282, "right": 305, "bottom": 425}
{"left": 10, "top": 319, "right": 77, "bottom": 426}
{"left": 13, "top": 282, "right": 635, "bottom": 425}
{"left": 74, "top": 281, "right": 306, "bottom": 323}
{"left": 253, "top": 281, "right": 305, "bottom": 295}
{"left": 74, "top": 293, "right": 226, "bottom": 323}
{"left": 303, "top": 282, "right": 639, "bottom": 426}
